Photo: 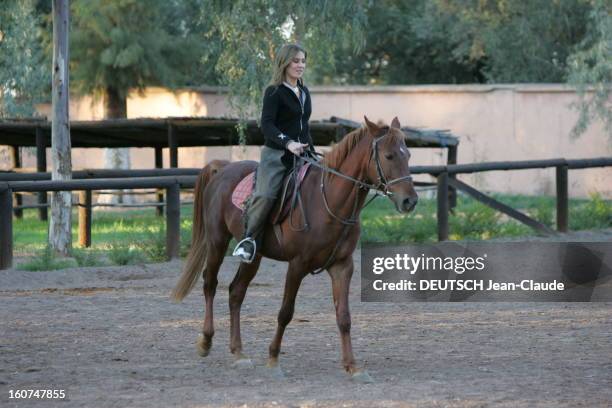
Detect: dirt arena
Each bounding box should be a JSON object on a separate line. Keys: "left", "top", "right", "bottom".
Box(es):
{"left": 1, "top": 233, "right": 612, "bottom": 407}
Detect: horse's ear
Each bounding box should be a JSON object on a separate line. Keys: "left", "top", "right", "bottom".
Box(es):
{"left": 391, "top": 117, "right": 401, "bottom": 129}
{"left": 364, "top": 116, "right": 379, "bottom": 136}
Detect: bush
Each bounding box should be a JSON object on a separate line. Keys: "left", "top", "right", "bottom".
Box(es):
{"left": 70, "top": 248, "right": 101, "bottom": 267}
{"left": 107, "top": 242, "right": 146, "bottom": 266}
{"left": 180, "top": 220, "right": 193, "bottom": 258}
{"left": 136, "top": 228, "right": 167, "bottom": 263}
{"left": 133, "top": 219, "right": 196, "bottom": 262}
{"left": 18, "top": 246, "right": 77, "bottom": 271}
{"left": 450, "top": 201, "right": 501, "bottom": 240}
{"left": 570, "top": 192, "right": 612, "bottom": 230}
{"left": 529, "top": 200, "right": 554, "bottom": 227}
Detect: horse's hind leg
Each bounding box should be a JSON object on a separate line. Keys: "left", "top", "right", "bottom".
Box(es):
{"left": 228, "top": 255, "right": 262, "bottom": 367}
{"left": 328, "top": 256, "right": 373, "bottom": 383}
{"left": 267, "top": 260, "right": 307, "bottom": 374}
{"left": 196, "top": 237, "right": 230, "bottom": 357}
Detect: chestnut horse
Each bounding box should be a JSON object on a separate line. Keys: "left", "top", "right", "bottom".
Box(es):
{"left": 172, "top": 116, "right": 418, "bottom": 382}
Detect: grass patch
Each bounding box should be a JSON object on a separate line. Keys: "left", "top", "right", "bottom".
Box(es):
{"left": 569, "top": 192, "right": 612, "bottom": 230}
{"left": 107, "top": 242, "right": 147, "bottom": 266}
{"left": 361, "top": 197, "right": 438, "bottom": 243}
{"left": 360, "top": 191, "right": 611, "bottom": 244}
{"left": 70, "top": 248, "right": 102, "bottom": 267}
{"left": 17, "top": 246, "right": 77, "bottom": 271}
{"left": 12, "top": 193, "right": 611, "bottom": 268}
{"left": 134, "top": 227, "right": 167, "bottom": 263}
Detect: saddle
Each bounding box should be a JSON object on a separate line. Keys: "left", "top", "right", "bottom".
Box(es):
{"left": 231, "top": 162, "right": 312, "bottom": 226}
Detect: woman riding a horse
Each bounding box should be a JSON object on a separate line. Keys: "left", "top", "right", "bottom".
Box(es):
{"left": 172, "top": 43, "right": 418, "bottom": 382}
{"left": 233, "top": 43, "right": 314, "bottom": 263}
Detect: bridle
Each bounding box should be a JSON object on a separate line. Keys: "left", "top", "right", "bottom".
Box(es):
{"left": 288, "top": 128, "right": 415, "bottom": 275}
{"left": 368, "top": 128, "right": 415, "bottom": 197}
{"left": 299, "top": 128, "right": 414, "bottom": 225}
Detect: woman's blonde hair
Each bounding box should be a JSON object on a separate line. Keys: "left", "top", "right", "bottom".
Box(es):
{"left": 269, "top": 44, "right": 307, "bottom": 87}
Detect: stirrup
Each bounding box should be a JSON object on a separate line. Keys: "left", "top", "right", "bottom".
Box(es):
{"left": 232, "top": 237, "right": 256, "bottom": 263}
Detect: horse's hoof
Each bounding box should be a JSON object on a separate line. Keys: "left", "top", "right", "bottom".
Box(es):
{"left": 196, "top": 336, "right": 210, "bottom": 357}
{"left": 267, "top": 364, "right": 285, "bottom": 380}
{"left": 231, "top": 358, "right": 254, "bottom": 369}
{"left": 351, "top": 369, "right": 374, "bottom": 384}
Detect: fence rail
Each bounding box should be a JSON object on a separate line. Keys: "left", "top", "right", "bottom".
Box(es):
{"left": 1, "top": 157, "right": 611, "bottom": 270}
{"left": 0, "top": 168, "right": 201, "bottom": 219}
{"left": 0, "top": 176, "right": 196, "bottom": 270}
{"left": 425, "top": 157, "right": 612, "bottom": 240}
{"left": 410, "top": 157, "right": 612, "bottom": 175}
{"left": 0, "top": 168, "right": 202, "bottom": 182}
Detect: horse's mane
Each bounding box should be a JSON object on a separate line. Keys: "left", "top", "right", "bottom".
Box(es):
{"left": 323, "top": 125, "right": 403, "bottom": 170}
{"left": 323, "top": 127, "right": 368, "bottom": 170}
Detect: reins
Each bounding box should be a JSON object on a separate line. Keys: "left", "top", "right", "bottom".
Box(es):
{"left": 287, "top": 130, "right": 414, "bottom": 274}
{"left": 300, "top": 131, "right": 414, "bottom": 223}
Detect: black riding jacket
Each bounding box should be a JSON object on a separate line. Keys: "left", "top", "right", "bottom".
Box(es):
{"left": 260, "top": 82, "right": 313, "bottom": 168}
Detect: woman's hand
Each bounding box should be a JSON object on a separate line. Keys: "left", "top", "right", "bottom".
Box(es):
{"left": 287, "top": 141, "right": 310, "bottom": 155}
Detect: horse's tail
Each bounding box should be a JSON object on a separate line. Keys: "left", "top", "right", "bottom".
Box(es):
{"left": 171, "top": 160, "right": 229, "bottom": 302}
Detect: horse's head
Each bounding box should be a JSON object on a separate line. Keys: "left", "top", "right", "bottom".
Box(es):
{"left": 363, "top": 116, "right": 418, "bottom": 213}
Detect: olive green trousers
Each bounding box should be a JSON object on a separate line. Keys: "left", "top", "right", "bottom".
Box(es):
{"left": 244, "top": 146, "right": 288, "bottom": 242}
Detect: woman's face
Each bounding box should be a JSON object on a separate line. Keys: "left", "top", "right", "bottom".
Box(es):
{"left": 285, "top": 51, "right": 306, "bottom": 82}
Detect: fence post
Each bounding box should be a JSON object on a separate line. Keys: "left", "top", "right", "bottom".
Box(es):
{"left": 0, "top": 185, "right": 14, "bottom": 270}
{"left": 154, "top": 147, "right": 164, "bottom": 216}
{"left": 11, "top": 146, "right": 23, "bottom": 219}
{"left": 168, "top": 123, "right": 178, "bottom": 168}
{"left": 556, "top": 165, "right": 568, "bottom": 232}
{"left": 166, "top": 183, "right": 180, "bottom": 260}
{"left": 35, "top": 127, "right": 48, "bottom": 221}
{"left": 437, "top": 171, "right": 449, "bottom": 241}
{"left": 78, "top": 190, "right": 92, "bottom": 247}
{"left": 448, "top": 146, "right": 457, "bottom": 211}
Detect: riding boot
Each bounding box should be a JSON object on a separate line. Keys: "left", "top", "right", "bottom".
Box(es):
{"left": 233, "top": 146, "right": 287, "bottom": 262}
{"left": 234, "top": 195, "right": 276, "bottom": 263}
{"left": 244, "top": 195, "right": 277, "bottom": 247}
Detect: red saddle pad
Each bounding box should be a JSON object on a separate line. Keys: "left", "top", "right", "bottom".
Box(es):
{"left": 231, "top": 163, "right": 311, "bottom": 211}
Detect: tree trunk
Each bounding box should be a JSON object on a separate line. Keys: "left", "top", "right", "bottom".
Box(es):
{"left": 49, "top": 0, "right": 72, "bottom": 256}
{"left": 104, "top": 86, "right": 126, "bottom": 118}
{"left": 99, "top": 86, "right": 132, "bottom": 205}
{"left": 0, "top": 147, "right": 12, "bottom": 171}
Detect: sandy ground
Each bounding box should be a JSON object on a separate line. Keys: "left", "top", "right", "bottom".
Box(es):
{"left": 1, "top": 231, "right": 612, "bottom": 407}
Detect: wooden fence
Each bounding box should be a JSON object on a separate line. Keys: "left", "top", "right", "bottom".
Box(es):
{"left": 0, "top": 157, "right": 610, "bottom": 270}
{"left": 2, "top": 168, "right": 202, "bottom": 219}
{"left": 1, "top": 116, "right": 459, "bottom": 220}
{"left": 0, "top": 176, "right": 196, "bottom": 270}
{"left": 410, "top": 157, "right": 612, "bottom": 240}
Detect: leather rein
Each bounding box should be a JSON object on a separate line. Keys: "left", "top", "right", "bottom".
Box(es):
{"left": 302, "top": 130, "right": 414, "bottom": 224}
{"left": 287, "top": 130, "right": 414, "bottom": 274}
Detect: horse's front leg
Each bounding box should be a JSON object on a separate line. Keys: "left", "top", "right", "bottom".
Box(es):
{"left": 196, "top": 241, "right": 228, "bottom": 357}
{"left": 267, "top": 259, "right": 307, "bottom": 376}
{"left": 228, "top": 255, "right": 261, "bottom": 368}
{"left": 328, "top": 256, "right": 373, "bottom": 383}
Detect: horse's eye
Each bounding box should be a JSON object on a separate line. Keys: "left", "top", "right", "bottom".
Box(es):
{"left": 384, "top": 153, "right": 394, "bottom": 160}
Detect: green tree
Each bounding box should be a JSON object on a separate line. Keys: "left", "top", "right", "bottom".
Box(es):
{"left": 69, "top": 0, "right": 206, "bottom": 203}
{"left": 70, "top": 0, "right": 205, "bottom": 118}
{"left": 325, "top": 0, "right": 596, "bottom": 85}
{"left": 567, "top": 0, "right": 612, "bottom": 139}
{"left": 162, "top": 0, "right": 223, "bottom": 87}
{"left": 70, "top": 0, "right": 208, "bottom": 194}
{"left": 415, "top": 0, "right": 592, "bottom": 83}
{"left": 314, "top": 0, "right": 484, "bottom": 85}
{"left": 199, "top": 0, "right": 369, "bottom": 141}
{"left": 0, "top": 0, "right": 49, "bottom": 118}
